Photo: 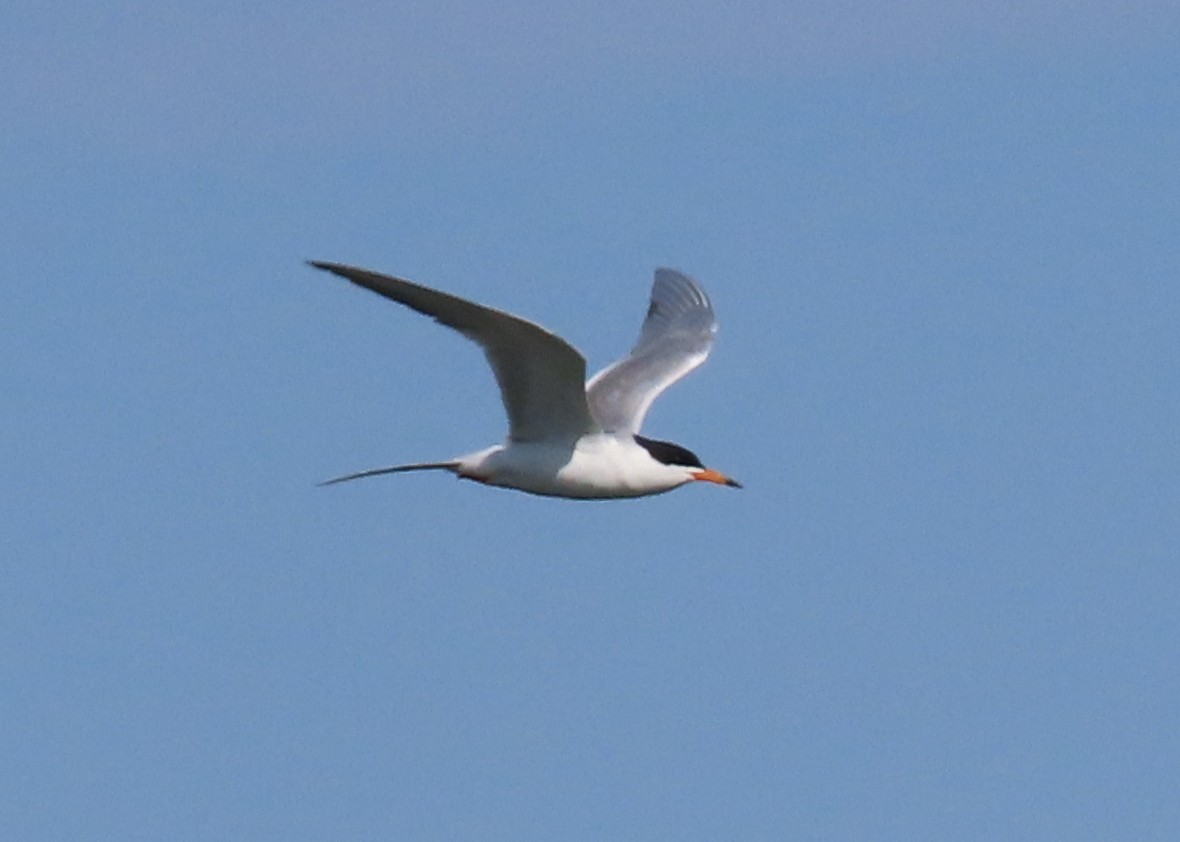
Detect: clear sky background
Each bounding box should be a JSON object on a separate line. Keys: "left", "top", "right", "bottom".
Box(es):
{"left": 4, "top": 3, "right": 1179, "bottom": 839}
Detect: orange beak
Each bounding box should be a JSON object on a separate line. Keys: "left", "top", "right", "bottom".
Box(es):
{"left": 693, "top": 468, "right": 742, "bottom": 488}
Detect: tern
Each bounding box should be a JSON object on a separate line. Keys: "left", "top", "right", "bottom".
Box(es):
{"left": 310, "top": 261, "right": 741, "bottom": 499}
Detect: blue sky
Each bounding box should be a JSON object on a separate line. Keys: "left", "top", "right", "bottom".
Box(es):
{"left": 4, "top": 2, "right": 1180, "bottom": 839}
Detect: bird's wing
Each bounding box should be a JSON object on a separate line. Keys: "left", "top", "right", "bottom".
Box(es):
{"left": 310, "top": 261, "right": 599, "bottom": 443}
{"left": 585, "top": 268, "right": 717, "bottom": 434}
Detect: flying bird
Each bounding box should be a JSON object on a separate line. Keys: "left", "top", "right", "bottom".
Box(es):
{"left": 310, "top": 261, "right": 740, "bottom": 499}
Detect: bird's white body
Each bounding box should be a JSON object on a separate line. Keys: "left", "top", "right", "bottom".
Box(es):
{"left": 309, "top": 261, "right": 739, "bottom": 499}
{"left": 456, "top": 436, "right": 696, "bottom": 499}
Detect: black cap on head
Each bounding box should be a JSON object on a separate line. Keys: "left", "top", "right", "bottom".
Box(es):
{"left": 633, "top": 435, "right": 705, "bottom": 469}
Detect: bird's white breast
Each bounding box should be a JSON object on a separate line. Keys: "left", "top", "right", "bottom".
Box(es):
{"left": 456, "top": 436, "right": 692, "bottom": 499}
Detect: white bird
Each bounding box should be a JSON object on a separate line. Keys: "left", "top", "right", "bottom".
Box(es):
{"left": 310, "top": 261, "right": 741, "bottom": 499}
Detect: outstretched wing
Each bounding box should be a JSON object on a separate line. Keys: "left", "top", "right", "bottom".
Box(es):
{"left": 310, "top": 261, "right": 599, "bottom": 443}
{"left": 585, "top": 268, "right": 717, "bottom": 434}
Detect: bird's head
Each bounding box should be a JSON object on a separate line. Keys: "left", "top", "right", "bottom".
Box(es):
{"left": 633, "top": 435, "right": 742, "bottom": 489}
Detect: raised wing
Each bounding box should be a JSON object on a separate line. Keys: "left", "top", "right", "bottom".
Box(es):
{"left": 586, "top": 268, "right": 717, "bottom": 434}
{"left": 310, "top": 261, "right": 599, "bottom": 443}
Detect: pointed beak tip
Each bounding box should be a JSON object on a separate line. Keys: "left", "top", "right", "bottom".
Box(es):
{"left": 693, "top": 468, "right": 742, "bottom": 489}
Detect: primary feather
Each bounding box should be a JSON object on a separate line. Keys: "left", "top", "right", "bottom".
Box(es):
{"left": 309, "top": 261, "right": 598, "bottom": 443}
{"left": 586, "top": 268, "right": 717, "bottom": 433}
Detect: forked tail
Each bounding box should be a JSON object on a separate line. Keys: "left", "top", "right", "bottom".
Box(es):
{"left": 319, "top": 461, "right": 461, "bottom": 487}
